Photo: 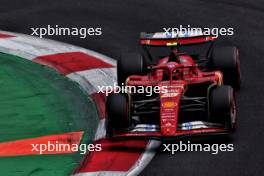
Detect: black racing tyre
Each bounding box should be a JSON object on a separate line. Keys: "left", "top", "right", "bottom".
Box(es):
{"left": 210, "top": 85, "right": 237, "bottom": 132}
{"left": 210, "top": 46, "right": 241, "bottom": 89}
{"left": 117, "top": 53, "right": 146, "bottom": 86}
{"left": 106, "top": 93, "right": 131, "bottom": 130}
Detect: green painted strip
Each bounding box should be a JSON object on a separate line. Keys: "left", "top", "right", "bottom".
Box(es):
{"left": 0, "top": 52, "right": 99, "bottom": 176}
{"left": 0, "top": 154, "right": 83, "bottom": 176}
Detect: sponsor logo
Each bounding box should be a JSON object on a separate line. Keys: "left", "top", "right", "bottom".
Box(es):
{"left": 183, "top": 122, "right": 193, "bottom": 130}
{"left": 166, "top": 42, "right": 177, "bottom": 46}
{"left": 162, "top": 101, "right": 177, "bottom": 108}
{"left": 161, "top": 92, "right": 179, "bottom": 97}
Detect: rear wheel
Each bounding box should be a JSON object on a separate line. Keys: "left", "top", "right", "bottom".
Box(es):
{"left": 210, "top": 86, "right": 236, "bottom": 132}
{"left": 118, "top": 53, "right": 146, "bottom": 86}
{"left": 106, "top": 93, "right": 131, "bottom": 130}
{"left": 210, "top": 46, "right": 241, "bottom": 89}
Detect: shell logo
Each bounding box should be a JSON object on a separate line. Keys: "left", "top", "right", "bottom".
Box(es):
{"left": 162, "top": 101, "right": 177, "bottom": 108}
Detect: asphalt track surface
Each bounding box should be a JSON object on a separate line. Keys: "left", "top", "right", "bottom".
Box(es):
{"left": 1, "top": 0, "right": 264, "bottom": 175}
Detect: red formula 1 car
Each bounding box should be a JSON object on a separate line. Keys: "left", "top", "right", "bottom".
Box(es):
{"left": 106, "top": 32, "right": 241, "bottom": 139}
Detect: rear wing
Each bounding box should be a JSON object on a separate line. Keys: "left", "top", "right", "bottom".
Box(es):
{"left": 140, "top": 32, "right": 216, "bottom": 46}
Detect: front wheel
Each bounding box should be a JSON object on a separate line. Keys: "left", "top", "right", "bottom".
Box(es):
{"left": 106, "top": 93, "right": 131, "bottom": 130}
{"left": 209, "top": 85, "right": 237, "bottom": 132}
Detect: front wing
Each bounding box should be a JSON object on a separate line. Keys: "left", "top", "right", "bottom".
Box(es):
{"left": 110, "top": 121, "right": 230, "bottom": 140}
